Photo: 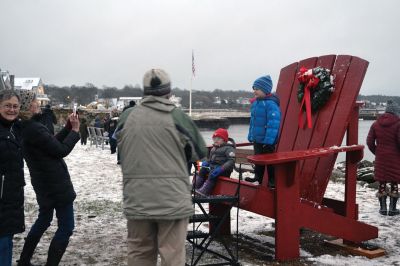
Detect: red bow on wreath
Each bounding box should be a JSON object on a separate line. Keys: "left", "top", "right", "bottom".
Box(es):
{"left": 298, "top": 67, "right": 320, "bottom": 129}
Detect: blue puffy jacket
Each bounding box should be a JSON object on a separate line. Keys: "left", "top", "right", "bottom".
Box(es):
{"left": 248, "top": 94, "right": 281, "bottom": 145}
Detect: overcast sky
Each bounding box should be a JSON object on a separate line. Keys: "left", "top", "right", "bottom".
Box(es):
{"left": 1, "top": 0, "right": 399, "bottom": 95}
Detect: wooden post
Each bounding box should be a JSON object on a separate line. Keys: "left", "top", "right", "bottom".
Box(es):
{"left": 209, "top": 203, "right": 231, "bottom": 235}
{"left": 275, "top": 161, "right": 300, "bottom": 260}
{"left": 345, "top": 104, "right": 360, "bottom": 220}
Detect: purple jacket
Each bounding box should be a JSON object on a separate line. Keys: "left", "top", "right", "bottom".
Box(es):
{"left": 367, "top": 113, "right": 400, "bottom": 182}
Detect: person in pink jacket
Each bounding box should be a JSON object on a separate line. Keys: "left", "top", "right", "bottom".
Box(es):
{"left": 367, "top": 100, "right": 400, "bottom": 216}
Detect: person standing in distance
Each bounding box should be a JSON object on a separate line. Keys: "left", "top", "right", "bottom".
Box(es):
{"left": 367, "top": 100, "right": 400, "bottom": 216}
{"left": 123, "top": 100, "right": 136, "bottom": 112}
{"left": 117, "top": 69, "right": 207, "bottom": 266}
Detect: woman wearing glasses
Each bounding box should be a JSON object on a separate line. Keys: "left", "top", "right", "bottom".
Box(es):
{"left": 0, "top": 90, "right": 24, "bottom": 266}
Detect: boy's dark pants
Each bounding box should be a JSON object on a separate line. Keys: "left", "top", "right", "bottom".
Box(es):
{"left": 254, "top": 143, "right": 275, "bottom": 187}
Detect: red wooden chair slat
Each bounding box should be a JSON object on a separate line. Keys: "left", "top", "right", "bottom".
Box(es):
{"left": 277, "top": 57, "right": 318, "bottom": 152}
{"left": 311, "top": 56, "right": 369, "bottom": 202}
{"left": 293, "top": 55, "right": 337, "bottom": 194}
{"left": 301, "top": 55, "right": 353, "bottom": 200}
{"left": 297, "top": 55, "right": 352, "bottom": 199}
{"left": 275, "top": 62, "right": 298, "bottom": 142}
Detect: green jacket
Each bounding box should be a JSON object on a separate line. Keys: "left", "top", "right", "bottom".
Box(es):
{"left": 118, "top": 96, "right": 207, "bottom": 220}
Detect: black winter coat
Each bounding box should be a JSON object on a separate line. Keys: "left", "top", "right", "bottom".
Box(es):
{"left": 79, "top": 122, "right": 88, "bottom": 139}
{"left": 105, "top": 119, "right": 118, "bottom": 135}
{"left": 21, "top": 115, "right": 80, "bottom": 208}
{"left": 40, "top": 108, "right": 57, "bottom": 135}
{"left": 0, "top": 119, "right": 25, "bottom": 237}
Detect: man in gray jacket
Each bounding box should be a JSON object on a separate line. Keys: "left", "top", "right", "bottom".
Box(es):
{"left": 118, "top": 68, "right": 207, "bottom": 266}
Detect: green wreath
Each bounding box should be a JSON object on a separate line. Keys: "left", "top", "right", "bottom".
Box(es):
{"left": 297, "top": 66, "right": 334, "bottom": 113}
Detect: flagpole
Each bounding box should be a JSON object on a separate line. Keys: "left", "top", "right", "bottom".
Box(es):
{"left": 189, "top": 75, "right": 192, "bottom": 117}
{"left": 190, "top": 49, "right": 194, "bottom": 117}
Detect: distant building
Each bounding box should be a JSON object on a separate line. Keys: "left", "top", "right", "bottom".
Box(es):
{"left": 14, "top": 78, "right": 50, "bottom": 106}
{"left": 169, "top": 95, "right": 182, "bottom": 108}
{"left": 214, "top": 97, "right": 222, "bottom": 104}
{"left": 117, "top": 97, "right": 142, "bottom": 110}
{"left": 236, "top": 97, "right": 251, "bottom": 105}
{"left": 96, "top": 98, "right": 118, "bottom": 109}
{"left": 0, "top": 69, "right": 11, "bottom": 90}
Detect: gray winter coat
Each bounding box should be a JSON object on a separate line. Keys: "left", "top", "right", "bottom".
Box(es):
{"left": 118, "top": 96, "right": 207, "bottom": 220}
{"left": 209, "top": 144, "right": 235, "bottom": 172}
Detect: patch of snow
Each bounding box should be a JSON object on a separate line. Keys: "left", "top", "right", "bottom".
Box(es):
{"left": 13, "top": 144, "right": 399, "bottom": 265}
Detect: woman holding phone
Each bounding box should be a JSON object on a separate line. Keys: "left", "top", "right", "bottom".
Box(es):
{"left": 18, "top": 100, "right": 80, "bottom": 266}
{"left": 0, "top": 90, "right": 25, "bottom": 266}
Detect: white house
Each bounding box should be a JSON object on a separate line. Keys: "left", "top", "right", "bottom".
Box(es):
{"left": 169, "top": 95, "right": 182, "bottom": 108}
{"left": 14, "top": 78, "right": 50, "bottom": 106}
{"left": 117, "top": 97, "right": 142, "bottom": 110}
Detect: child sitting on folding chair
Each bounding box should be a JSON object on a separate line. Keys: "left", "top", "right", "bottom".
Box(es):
{"left": 195, "top": 128, "right": 235, "bottom": 196}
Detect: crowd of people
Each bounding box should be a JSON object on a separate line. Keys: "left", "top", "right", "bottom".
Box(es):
{"left": 1, "top": 68, "right": 399, "bottom": 266}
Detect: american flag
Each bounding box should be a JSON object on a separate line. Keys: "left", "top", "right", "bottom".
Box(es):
{"left": 192, "top": 50, "right": 195, "bottom": 77}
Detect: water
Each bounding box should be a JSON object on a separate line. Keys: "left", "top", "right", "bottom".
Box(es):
{"left": 200, "top": 120, "right": 375, "bottom": 162}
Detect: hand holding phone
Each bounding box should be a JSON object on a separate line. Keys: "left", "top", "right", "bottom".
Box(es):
{"left": 69, "top": 113, "right": 80, "bottom": 132}
{"left": 73, "top": 103, "right": 78, "bottom": 116}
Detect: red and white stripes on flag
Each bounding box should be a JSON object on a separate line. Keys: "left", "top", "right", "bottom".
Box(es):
{"left": 192, "top": 50, "right": 195, "bottom": 77}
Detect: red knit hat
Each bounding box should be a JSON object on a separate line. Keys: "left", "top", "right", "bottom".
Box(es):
{"left": 212, "top": 128, "right": 228, "bottom": 142}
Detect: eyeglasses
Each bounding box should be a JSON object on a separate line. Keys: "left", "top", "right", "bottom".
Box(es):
{"left": 1, "top": 104, "right": 20, "bottom": 110}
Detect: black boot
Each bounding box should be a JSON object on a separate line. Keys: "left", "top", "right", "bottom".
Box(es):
{"left": 45, "top": 239, "right": 69, "bottom": 266}
{"left": 377, "top": 194, "right": 388, "bottom": 216}
{"left": 245, "top": 176, "right": 261, "bottom": 183}
{"left": 389, "top": 194, "right": 400, "bottom": 216}
{"left": 268, "top": 176, "right": 275, "bottom": 189}
{"left": 17, "top": 234, "right": 41, "bottom": 266}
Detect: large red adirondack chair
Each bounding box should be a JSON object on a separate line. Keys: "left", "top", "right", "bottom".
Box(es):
{"left": 211, "top": 55, "right": 378, "bottom": 261}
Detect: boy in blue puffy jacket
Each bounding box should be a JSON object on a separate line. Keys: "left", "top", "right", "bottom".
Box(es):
{"left": 245, "top": 75, "right": 281, "bottom": 187}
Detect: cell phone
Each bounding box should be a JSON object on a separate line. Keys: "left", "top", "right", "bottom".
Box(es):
{"left": 73, "top": 103, "right": 78, "bottom": 116}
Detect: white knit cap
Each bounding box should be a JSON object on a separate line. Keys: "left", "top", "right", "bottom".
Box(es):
{"left": 143, "top": 69, "right": 171, "bottom": 96}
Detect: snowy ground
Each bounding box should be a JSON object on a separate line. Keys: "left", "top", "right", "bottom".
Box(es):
{"left": 12, "top": 144, "right": 400, "bottom": 266}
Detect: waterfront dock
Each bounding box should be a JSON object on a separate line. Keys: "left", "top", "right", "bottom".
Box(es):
{"left": 189, "top": 107, "right": 383, "bottom": 129}
{"left": 359, "top": 108, "right": 385, "bottom": 120}
{"left": 188, "top": 110, "right": 249, "bottom": 129}
{"left": 52, "top": 107, "right": 381, "bottom": 131}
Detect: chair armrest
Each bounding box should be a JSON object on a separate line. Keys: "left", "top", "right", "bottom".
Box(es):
{"left": 235, "top": 142, "right": 253, "bottom": 147}
{"left": 207, "top": 142, "right": 253, "bottom": 149}
{"left": 247, "top": 145, "right": 364, "bottom": 165}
